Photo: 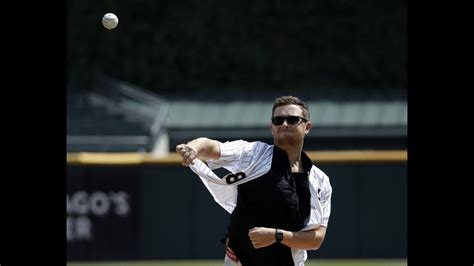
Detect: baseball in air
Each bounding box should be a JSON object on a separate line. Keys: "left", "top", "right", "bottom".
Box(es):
{"left": 102, "top": 13, "right": 119, "bottom": 30}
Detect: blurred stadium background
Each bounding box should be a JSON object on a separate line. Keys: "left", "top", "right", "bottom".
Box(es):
{"left": 67, "top": 0, "right": 406, "bottom": 265}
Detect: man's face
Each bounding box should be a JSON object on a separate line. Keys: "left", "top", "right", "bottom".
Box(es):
{"left": 271, "top": 104, "right": 312, "bottom": 150}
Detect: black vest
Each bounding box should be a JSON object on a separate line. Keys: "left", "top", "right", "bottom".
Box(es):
{"left": 227, "top": 146, "right": 312, "bottom": 266}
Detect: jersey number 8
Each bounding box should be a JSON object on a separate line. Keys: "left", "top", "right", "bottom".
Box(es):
{"left": 225, "top": 172, "right": 247, "bottom": 184}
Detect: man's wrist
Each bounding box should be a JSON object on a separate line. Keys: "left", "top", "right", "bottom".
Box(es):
{"left": 275, "top": 228, "right": 283, "bottom": 243}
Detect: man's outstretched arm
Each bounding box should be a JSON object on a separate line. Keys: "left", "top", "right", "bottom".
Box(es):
{"left": 176, "top": 137, "right": 221, "bottom": 166}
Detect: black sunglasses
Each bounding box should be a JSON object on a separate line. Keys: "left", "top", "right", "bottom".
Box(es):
{"left": 271, "top": 115, "right": 308, "bottom": 126}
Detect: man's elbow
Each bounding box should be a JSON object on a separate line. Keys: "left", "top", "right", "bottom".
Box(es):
{"left": 309, "top": 237, "right": 324, "bottom": 250}
{"left": 309, "top": 226, "right": 326, "bottom": 250}
{"left": 310, "top": 242, "right": 321, "bottom": 250}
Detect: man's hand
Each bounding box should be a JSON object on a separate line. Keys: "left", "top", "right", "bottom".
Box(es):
{"left": 248, "top": 227, "right": 276, "bottom": 249}
{"left": 176, "top": 144, "right": 198, "bottom": 166}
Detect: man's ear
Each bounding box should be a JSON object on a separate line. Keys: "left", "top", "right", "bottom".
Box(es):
{"left": 305, "top": 121, "right": 312, "bottom": 134}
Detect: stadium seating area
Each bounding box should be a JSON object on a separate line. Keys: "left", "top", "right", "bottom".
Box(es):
{"left": 67, "top": 77, "right": 406, "bottom": 153}
{"left": 67, "top": 92, "right": 152, "bottom": 152}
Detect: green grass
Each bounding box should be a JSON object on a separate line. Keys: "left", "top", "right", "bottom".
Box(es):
{"left": 68, "top": 259, "right": 407, "bottom": 266}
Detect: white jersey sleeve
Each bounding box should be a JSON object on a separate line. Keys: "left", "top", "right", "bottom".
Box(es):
{"left": 302, "top": 165, "right": 333, "bottom": 231}
{"left": 207, "top": 140, "right": 273, "bottom": 176}
{"left": 319, "top": 169, "right": 332, "bottom": 227}
{"left": 291, "top": 165, "right": 333, "bottom": 260}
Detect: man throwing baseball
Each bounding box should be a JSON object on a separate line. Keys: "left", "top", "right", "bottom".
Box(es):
{"left": 176, "top": 95, "right": 332, "bottom": 266}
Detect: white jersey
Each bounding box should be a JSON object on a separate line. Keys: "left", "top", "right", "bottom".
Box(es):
{"left": 189, "top": 140, "right": 332, "bottom": 266}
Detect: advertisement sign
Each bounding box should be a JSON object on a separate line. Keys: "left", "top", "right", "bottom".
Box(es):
{"left": 67, "top": 166, "right": 139, "bottom": 260}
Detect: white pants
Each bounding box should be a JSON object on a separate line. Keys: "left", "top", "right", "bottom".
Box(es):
{"left": 223, "top": 245, "right": 241, "bottom": 266}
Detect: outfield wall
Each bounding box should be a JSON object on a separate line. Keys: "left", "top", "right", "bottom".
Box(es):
{"left": 67, "top": 151, "right": 407, "bottom": 261}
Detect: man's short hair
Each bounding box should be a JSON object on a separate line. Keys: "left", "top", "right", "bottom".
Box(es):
{"left": 272, "top": 96, "right": 310, "bottom": 119}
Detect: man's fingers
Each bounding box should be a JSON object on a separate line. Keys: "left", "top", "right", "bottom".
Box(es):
{"left": 176, "top": 144, "right": 186, "bottom": 155}
{"left": 176, "top": 144, "right": 198, "bottom": 167}
{"left": 185, "top": 157, "right": 195, "bottom": 165}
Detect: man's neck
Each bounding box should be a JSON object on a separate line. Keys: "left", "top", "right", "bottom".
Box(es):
{"left": 287, "top": 150, "right": 301, "bottom": 165}
{"left": 284, "top": 147, "right": 304, "bottom": 173}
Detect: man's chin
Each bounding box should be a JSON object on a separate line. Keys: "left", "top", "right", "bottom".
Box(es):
{"left": 275, "top": 137, "right": 296, "bottom": 148}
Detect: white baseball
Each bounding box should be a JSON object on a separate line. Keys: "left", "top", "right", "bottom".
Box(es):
{"left": 102, "top": 13, "right": 119, "bottom": 30}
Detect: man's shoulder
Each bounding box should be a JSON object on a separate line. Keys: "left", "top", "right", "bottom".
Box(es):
{"left": 308, "top": 165, "right": 332, "bottom": 194}
{"left": 253, "top": 140, "right": 273, "bottom": 148}
{"left": 251, "top": 141, "right": 274, "bottom": 159}
{"left": 238, "top": 140, "right": 274, "bottom": 152}
{"left": 222, "top": 139, "right": 272, "bottom": 148}
{"left": 309, "top": 165, "right": 330, "bottom": 181}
